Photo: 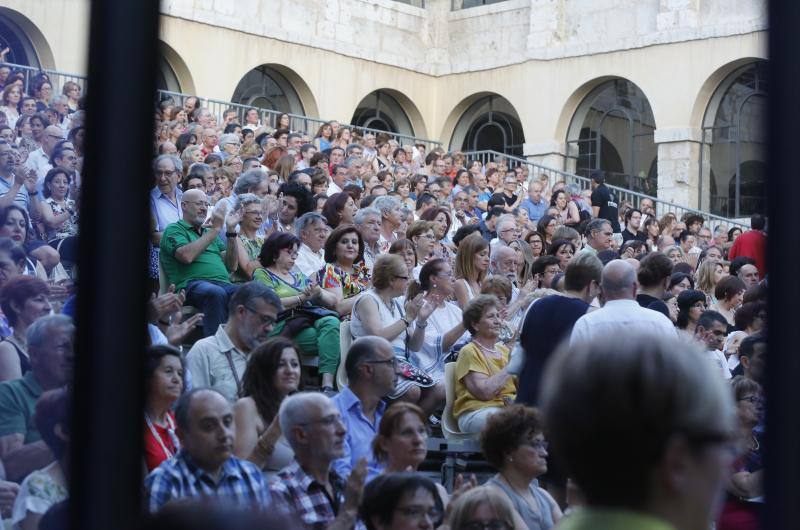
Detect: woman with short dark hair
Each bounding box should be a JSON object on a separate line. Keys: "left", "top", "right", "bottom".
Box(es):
{"left": 676, "top": 289, "right": 707, "bottom": 334}
{"left": 253, "top": 232, "right": 340, "bottom": 389}
{"left": 0, "top": 276, "right": 51, "bottom": 381}
{"left": 360, "top": 473, "right": 444, "bottom": 530}
{"left": 143, "top": 345, "right": 184, "bottom": 472}
{"left": 317, "top": 224, "right": 370, "bottom": 317}
{"left": 710, "top": 275, "right": 746, "bottom": 327}
{"left": 41, "top": 167, "right": 79, "bottom": 264}
{"left": 480, "top": 405, "right": 562, "bottom": 529}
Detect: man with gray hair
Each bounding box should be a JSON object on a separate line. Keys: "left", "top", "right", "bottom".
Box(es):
{"left": 186, "top": 282, "right": 282, "bottom": 402}
{"left": 294, "top": 212, "right": 329, "bottom": 278}
{"left": 570, "top": 259, "right": 676, "bottom": 345}
{"left": 271, "top": 392, "right": 367, "bottom": 530}
{"left": 0, "top": 315, "right": 74, "bottom": 481}
{"left": 491, "top": 214, "right": 519, "bottom": 250}
{"left": 354, "top": 207, "right": 382, "bottom": 273}
{"left": 490, "top": 245, "right": 519, "bottom": 287}
{"left": 578, "top": 218, "right": 614, "bottom": 256}
{"left": 217, "top": 133, "right": 241, "bottom": 160}
{"left": 151, "top": 154, "right": 184, "bottom": 247}
{"left": 25, "top": 125, "right": 63, "bottom": 182}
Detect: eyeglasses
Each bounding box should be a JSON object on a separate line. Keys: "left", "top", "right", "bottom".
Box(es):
{"left": 244, "top": 305, "right": 277, "bottom": 326}
{"left": 394, "top": 275, "right": 409, "bottom": 280}
{"left": 738, "top": 395, "right": 763, "bottom": 405}
{"left": 462, "top": 520, "right": 511, "bottom": 530}
{"left": 520, "top": 439, "right": 548, "bottom": 451}
{"left": 365, "top": 356, "right": 399, "bottom": 367}
{"left": 281, "top": 248, "right": 300, "bottom": 258}
{"left": 395, "top": 506, "right": 443, "bottom": 522}
{"left": 156, "top": 170, "right": 175, "bottom": 177}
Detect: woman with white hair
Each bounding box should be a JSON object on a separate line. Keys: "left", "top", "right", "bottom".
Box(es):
{"left": 229, "top": 193, "right": 264, "bottom": 283}
{"left": 373, "top": 196, "right": 403, "bottom": 253}
{"left": 218, "top": 133, "right": 241, "bottom": 160}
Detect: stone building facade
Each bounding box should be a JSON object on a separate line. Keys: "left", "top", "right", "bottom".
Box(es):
{"left": 1, "top": 0, "right": 767, "bottom": 218}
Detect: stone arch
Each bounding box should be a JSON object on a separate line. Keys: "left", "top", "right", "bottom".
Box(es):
{"left": 349, "top": 88, "right": 428, "bottom": 139}
{"left": 441, "top": 92, "right": 525, "bottom": 157}
{"left": 562, "top": 77, "right": 658, "bottom": 196}
{"left": 690, "top": 57, "right": 764, "bottom": 131}
{"left": 158, "top": 41, "right": 196, "bottom": 95}
{"left": 0, "top": 7, "right": 55, "bottom": 69}
{"left": 231, "top": 63, "right": 319, "bottom": 119}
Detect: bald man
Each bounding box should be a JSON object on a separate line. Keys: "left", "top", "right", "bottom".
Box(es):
{"left": 570, "top": 259, "right": 677, "bottom": 345}
{"left": 159, "top": 189, "right": 241, "bottom": 336}
{"left": 25, "top": 125, "right": 64, "bottom": 182}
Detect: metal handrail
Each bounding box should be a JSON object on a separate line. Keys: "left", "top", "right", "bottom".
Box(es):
{"left": 462, "top": 150, "right": 750, "bottom": 230}
{"left": 156, "top": 89, "right": 442, "bottom": 151}
{"left": 1, "top": 61, "right": 88, "bottom": 97}
{"left": 1, "top": 62, "right": 441, "bottom": 150}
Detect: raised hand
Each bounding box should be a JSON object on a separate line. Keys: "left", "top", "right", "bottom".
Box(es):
{"left": 343, "top": 458, "right": 368, "bottom": 512}
{"left": 417, "top": 297, "right": 436, "bottom": 322}
{"left": 404, "top": 293, "right": 425, "bottom": 321}
{"left": 165, "top": 312, "right": 204, "bottom": 346}
{"left": 226, "top": 207, "right": 242, "bottom": 232}
{"left": 209, "top": 201, "right": 228, "bottom": 229}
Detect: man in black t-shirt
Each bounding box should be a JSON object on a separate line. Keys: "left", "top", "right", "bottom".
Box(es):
{"left": 621, "top": 208, "right": 647, "bottom": 243}
{"left": 590, "top": 170, "right": 620, "bottom": 233}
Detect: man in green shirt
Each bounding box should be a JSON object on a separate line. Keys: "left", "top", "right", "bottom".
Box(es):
{"left": 160, "top": 189, "right": 241, "bottom": 336}
{"left": 0, "top": 315, "right": 74, "bottom": 482}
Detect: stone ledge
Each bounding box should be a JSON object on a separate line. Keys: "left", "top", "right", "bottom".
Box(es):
{"left": 447, "top": 0, "right": 531, "bottom": 21}
{"left": 653, "top": 127, "right": 702, "bottom": 143}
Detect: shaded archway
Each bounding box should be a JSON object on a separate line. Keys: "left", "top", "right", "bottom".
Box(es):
{"left": 446, "top": 93, "right": 524, "bottom": 157}
{"left": 700, "top": 60, "right": 767, "bottom": 218}
{"left": 349, "top": 89, "right": 427, "bottom": 138}
{"left": 565, "top": 78, "right": 657, "bottom": 195}
{"left": 157, "top": 41, "right": 195, "bottom": 94}
{"left": 0, "top": 7, "right": 55, "bottom": 69}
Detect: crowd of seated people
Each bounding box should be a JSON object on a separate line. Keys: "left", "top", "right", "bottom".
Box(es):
{"left": 0, "top": 69, "right": 770, "bottom": 530}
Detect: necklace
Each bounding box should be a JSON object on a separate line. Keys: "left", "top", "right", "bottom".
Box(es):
{"left": 145, "top": 412, "right": 180, "bottom": 459}
{"left": 473, "top": 338, "right": 499, "bottom": 356}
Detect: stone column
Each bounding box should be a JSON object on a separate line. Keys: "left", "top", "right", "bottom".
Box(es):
{"left": 654, "top": 127, "right": 706, "bottom": 210}
{"left": 523, "top": 140, "right": 567, "bottom": 171}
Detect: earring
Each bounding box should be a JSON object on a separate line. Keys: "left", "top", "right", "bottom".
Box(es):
{"left": 432, "top": 284, "right": 437, "bottom": 289}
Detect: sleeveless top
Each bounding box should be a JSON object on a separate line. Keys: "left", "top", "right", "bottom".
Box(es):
{"left": 351, "top": 290, "right": 408, "bottom": 352}
{"left": 487, "top": 474, "right": 555, "bottom": 530}
{"left": 1, "top": 336, "right": 31, "bottom": 375}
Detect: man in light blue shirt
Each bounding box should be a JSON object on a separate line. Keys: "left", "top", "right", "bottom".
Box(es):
{"left": 519, "top": 180, "right": 548, "bottom": 223}
{"left": 150, "top": 154, "right": 183, "bottom": 238}
{"left": 332, "top": 336, "right": 401, "bottom": 480}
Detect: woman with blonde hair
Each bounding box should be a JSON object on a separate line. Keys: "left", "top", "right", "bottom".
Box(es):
{"left": 509, "top": 239, "right": 535, "bottom": 286}
{"left": 454, "top": 233, "right": 490, "bottom": 309}
{"left": 180, "top": 144, "right": 203, "bottom": 175}
{"left": 696, "top": 259, "right": 725, "bottom": 304}
{"left": 274, "top": 154, "right": 296, "bottom": 183}
{"left": 658, "top": 212, "right": 677, "bottom": 236}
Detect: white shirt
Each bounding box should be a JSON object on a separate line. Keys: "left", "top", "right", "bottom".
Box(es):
{"left": 570, "top": 298, "right": 677, "bottom": 345}
{"left": 293, "top": 243, "right": 325, "bottom": 279}
{"left": 328, "top": 180, "right": 343, "bottom": 196}
{"left": 706, "top": 349, "right": 732, "bottom": 379}
{"left": 25, "top": 147, "right": 53, "bottom": 184}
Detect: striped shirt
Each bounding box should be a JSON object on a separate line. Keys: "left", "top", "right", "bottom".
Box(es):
{"left": 144, "top": 449, "right": 270, "bottom": 513}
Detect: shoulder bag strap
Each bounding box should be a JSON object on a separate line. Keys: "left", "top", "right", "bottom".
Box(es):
{"left": 223, "top": 350, "right": 243, "bottom": 398}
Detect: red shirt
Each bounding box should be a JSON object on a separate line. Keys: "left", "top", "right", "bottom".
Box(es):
{"left": 728, "top": 230, "right": 767, "bottom": 276}
{"left": 143, "top": 412, "right": 179, "bottom": 472}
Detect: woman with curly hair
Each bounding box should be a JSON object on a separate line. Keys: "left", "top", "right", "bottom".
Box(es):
{"left": 233, "top": 337, "right": 299, "bottom": 474}
{"left": 480, "top": 404, "right": 562, "bottom": 529}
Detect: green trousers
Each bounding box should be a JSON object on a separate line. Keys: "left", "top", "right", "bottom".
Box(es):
{"left": 269, "top": 315, "right": 341, "bottom": 375}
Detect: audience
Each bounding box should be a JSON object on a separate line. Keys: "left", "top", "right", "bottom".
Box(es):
{"left": 144, "top": 345, "right": 185, "bottom": 472}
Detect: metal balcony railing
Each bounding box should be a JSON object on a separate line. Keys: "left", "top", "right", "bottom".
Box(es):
{"left": 156, "top": 89, "right": 442, "bottom": 152}
{"left": 463, "top": 150, "right": 750, "bottom": 230}
{"left": 1, "top": 62, "right": 89, "bottom": 97}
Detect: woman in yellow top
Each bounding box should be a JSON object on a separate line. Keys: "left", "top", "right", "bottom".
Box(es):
{"left": 453, "top": 294, "right": 516, "bottom": 434}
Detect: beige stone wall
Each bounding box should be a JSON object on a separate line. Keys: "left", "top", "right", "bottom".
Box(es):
{"left": 5, "top": 0, "right": 768, "bottom": 210}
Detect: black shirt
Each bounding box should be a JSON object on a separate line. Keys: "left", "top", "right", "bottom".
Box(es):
{"left": 636, "top": 293, "right": 670, "bottom": 319}
{"left": 591, "top": 184, "right": 620, "bottom": 232}
{"left": 622, "top": 228, "right": 647, "bottom": 243}
{"left": 517, "top": 295, "right": 590, "bottom": 406}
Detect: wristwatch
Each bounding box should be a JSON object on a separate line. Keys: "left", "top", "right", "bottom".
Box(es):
{"left": 225, "top": 232, "right": 237, "bottom": 238}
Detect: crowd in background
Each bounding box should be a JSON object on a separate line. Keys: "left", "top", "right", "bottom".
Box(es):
{"left": 0, "top": 69, "right": 768, "bottom": 530}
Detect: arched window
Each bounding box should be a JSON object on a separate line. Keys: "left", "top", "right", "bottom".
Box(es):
{"left": 450, "top": 95, "right": 524, "bottom": 157}
{"left": 701, "top": 62, "right": 767, "bottom": 218}
{"left": 0, "top": 11, "right": 41, "bottom": 67}
{"left": 566, "top": 79, "right": 657, "bottom": 196}
{"left": 156, "top": 54, "right": 181, "bottom": 93}
{"left": 232, "top": 65, "right": 305, "bottom": 115}
{"left": 351, "top": 90, "right": 414, "bottom": 136}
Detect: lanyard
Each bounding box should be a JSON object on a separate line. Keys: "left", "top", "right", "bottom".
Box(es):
{"left": 145, "top": 413, "right": 180, "bottom": 460}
